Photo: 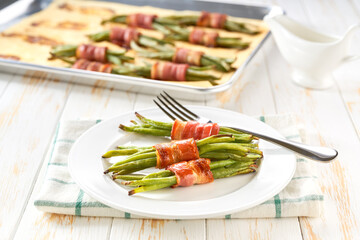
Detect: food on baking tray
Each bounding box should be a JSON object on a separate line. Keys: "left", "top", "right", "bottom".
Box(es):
{"left": 102, "top": 11, "right": 260, "bottom": 35}
{"left": 56, "top": 55, "right": 219, "bottom": 83}
{"left": 130, "top": 41, "right": 234, "bottom": 72}
{"left": 89, "top": 27, "right": 171, "bottom": 49}
{"left": 118, "top": 112, "right": 256, "bottom": 142}
{"left": 0, "top": 0, "right": 268, "bottom": 88}
{"left": 90, "top": 26, "right": 249, "bottom": 49}
{"left": 157, "top": 26, "right": 250, "bottom": 49}
{"left": 90, "top": 27, "right": 235, "bottom": 72}
{"left": 49, "top": 44, "right": 133, "bottom": 65}
{"left": 116, "top": 158, "right": 257, "bottom": 195}
{"left": 102, "top": 134, "right": 262, "bottom": 175}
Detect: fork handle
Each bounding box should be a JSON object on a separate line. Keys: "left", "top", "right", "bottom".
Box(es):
{"left": 227, "top": 127, "right": 338, "bottom": 161}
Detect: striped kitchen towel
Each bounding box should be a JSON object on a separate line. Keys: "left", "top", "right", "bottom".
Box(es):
{"left": 34, "top": 114, "right": 323, "bottom": 218}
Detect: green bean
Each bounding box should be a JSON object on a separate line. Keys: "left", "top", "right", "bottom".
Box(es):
{"left": 101, "top": 15, "right": 127, "bottom": 25}
{"left": 113, "top": 175, "right": 145, "bottom": 180}
{"left": 135, "top": 112, "right": 173, "bottom": 130}
{"left": 119, "top": 124, "right": 171, "bottom": 136}
{"left": 117, "top": 146, "right": 152, "bottom": 150}
{"left": 196, "top": 135, "right": 234, "bottom": 146}
{"left": 209, "top": 159, "right": 237, "bottom": 169}
{"left": 200, "top": 152, "right": 257, "bottom": 161}
{"left": 198, "top": 143, "right": 248, "bottom": 155}
{"left": 106, "top": 157, "right": 157, "bottom": 174}
{"left": 88, "top": 30, "right": 110, "bottom": 42}
{"left": 212, "top": 166, "right": 253, "bottom": 179}
{"left": 122, "top": 176, "right": 177, "bottom": 186}
{"left": 102, "top": 149, "right": 139, "bottom": 158}
{"left": 143, "top": 170, "right": 174, "bottom": 179}
{"left": 129, "top": 183, "right": 174, "bottom": 195}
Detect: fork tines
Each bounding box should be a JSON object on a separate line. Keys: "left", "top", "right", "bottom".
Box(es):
{"left": 154, "top": 91, "right": 199, "bottom": 122}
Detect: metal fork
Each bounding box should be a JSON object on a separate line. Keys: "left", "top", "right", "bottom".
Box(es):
{"left": 153, "top": 92, "right": 338, "bottom": 161}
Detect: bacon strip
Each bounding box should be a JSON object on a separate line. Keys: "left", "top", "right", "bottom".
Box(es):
{"left": 172, "top": 48, "right": 204, "bottom": 66}
{"left": 109, "top": 27, "right": 140, "bottom": 48}
{"left": 167, "top": 158, "right": 214, "bottom": 187}
{"left": 189, "top": 29, "right": 219, "bottom": 47}
{"left": 151, "top": 62, "right": 189, "bottom": 81}
{"left": 197, "top": 11, "right": 227, "bottom": 29}
{"left": 154, "top": 138, "right": 199, "bottom": 169}
{"left": 171, "top": 119, "right": 220, "bottom": 140}
{"left": 76, "top": 44, "right": 107, "bottom": 63}
{"left": 72, "top": 59, "right": 112, "bottom": 73}
{"left": 126, "top": 13, "right": 157, "bottom": 29}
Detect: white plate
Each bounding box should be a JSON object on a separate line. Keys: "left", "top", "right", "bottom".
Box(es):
{"left": 68, "top": 106, "right": 296, "bottom": 219}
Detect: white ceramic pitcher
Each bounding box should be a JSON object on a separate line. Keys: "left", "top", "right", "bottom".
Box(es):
{"left": 264, "top": 9, "right": 360, "bottom": 89}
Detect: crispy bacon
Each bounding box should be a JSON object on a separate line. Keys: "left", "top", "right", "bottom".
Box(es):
{"left": 171, "top": 119, "right": 220, "bottom": 140}
{"left": 197, "top": 11, "right": 227, "bottom": 29}
{"left": 151, "top": 62, "right": 189, "bottom": 81}
{"left": 167, "top": 158, "right": 213, "bottom": 187}
{"left": 126, "top": 13, "right": 157, "bottom": 29}
{"left": 76, "top": 44, "right": 107, "bottom": 63}
{"left": 72, "top": 59, "right": 112, "bottom": 73}
{"left": 172, "top": 48, "right": 204, "bottom": 66}
{"left": 189, "top": 29, "right": 219, "bottom": 47}
{"left": 109, "top": 27, "right": 140, "bottom": 48}
{"left": 154, "top": 138, "right": 199, "bottom": 169}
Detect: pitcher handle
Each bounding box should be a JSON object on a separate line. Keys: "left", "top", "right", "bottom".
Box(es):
{"left": 342, "top": 23, "right": 360, "bottom": 63}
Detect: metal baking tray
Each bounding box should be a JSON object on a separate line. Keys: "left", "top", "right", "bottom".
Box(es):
{"left": 0, "top": 0, "right": 280, "bottom": 100}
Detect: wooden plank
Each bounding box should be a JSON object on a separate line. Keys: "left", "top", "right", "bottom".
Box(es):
{"left": 13, "top": 140, "right": 113, "bottom": 240}
{"left": 13, "top": 82, "right": 136, "bottom": 240}
{"left": 206, "top": 28, "right": 302, "bottom": 238}
{"left": 0, "top": 71, "right": 72, "bottom": 239}
{"left": 264, "top": 0, "right": 360, "bottom": 239}
{"left": 111, "top": 219, "right": 205, "bottom": 240}
{"left": 0, "top": 72, "right": 14, "bottom": 97}
{"left": 206, "top": 46, "right": 276, "bottom": 115}
{"left": 207, "top": 219, "right": 302, "bottom": 240}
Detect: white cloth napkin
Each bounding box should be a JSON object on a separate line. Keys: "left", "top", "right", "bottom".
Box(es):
{"left": 34, "top": 114, "right": 323, "bottom": 218}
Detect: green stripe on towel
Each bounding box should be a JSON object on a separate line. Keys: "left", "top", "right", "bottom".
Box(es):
{"left": 75, "top": 190, "right": 84, "bottom": 216}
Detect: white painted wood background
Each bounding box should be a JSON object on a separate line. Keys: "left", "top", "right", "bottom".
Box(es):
{"left": 1, "top": 0, "right": 360, "bottom": 239}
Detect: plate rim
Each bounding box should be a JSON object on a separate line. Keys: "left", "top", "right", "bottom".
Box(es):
{"left": 68, "top": 106, "right": 297, "bottom": 219}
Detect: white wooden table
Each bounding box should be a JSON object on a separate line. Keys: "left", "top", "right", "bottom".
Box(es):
{"left": 1, "top": 0, "right": 360, "bottom": 239}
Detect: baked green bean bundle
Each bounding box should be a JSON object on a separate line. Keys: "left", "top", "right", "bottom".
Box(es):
{"left": 154, "top": 25, "right": 250, "bottom": 49}
{"left": 119, "top": 112, "right": 257, "bottom": 143}
{"left": 115, "top": 158, "right": 258, "bottom": 195}
{"left": 101, "top": 12, "right": 260, "bottom": 35}
{"left": 103, "top": 134, "right": 262, "bottom": 175}
{"left": 49, "top": 44, "right": 133, "bottom": 65}
{"left": 130, "top": 41, "right": 235, "bottom": 72}
{"left": 51, "top": 54, "right": 219, "bottom": 83}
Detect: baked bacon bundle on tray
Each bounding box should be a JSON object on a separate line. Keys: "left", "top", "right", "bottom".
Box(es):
{"left": 49, "top": 43, "right": 133, "bottom": 65}
{"left": 88, "top": 27, "right": 172, "bottom": 49}
{"left": 101, "top": 12, "right": 260, "bottom": 35}
{"left": 49, "top": 50, "right": 219, "bottom": 83}
{"left": 157, "top": 25, "right": 250, "bottom": 49}
{"left": 130, "top": 41, "right": 234, "bottom": 72}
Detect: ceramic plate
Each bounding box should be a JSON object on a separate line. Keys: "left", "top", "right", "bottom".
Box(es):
{"left": 68, "top": 106, "right": 296, "bottom": 219}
